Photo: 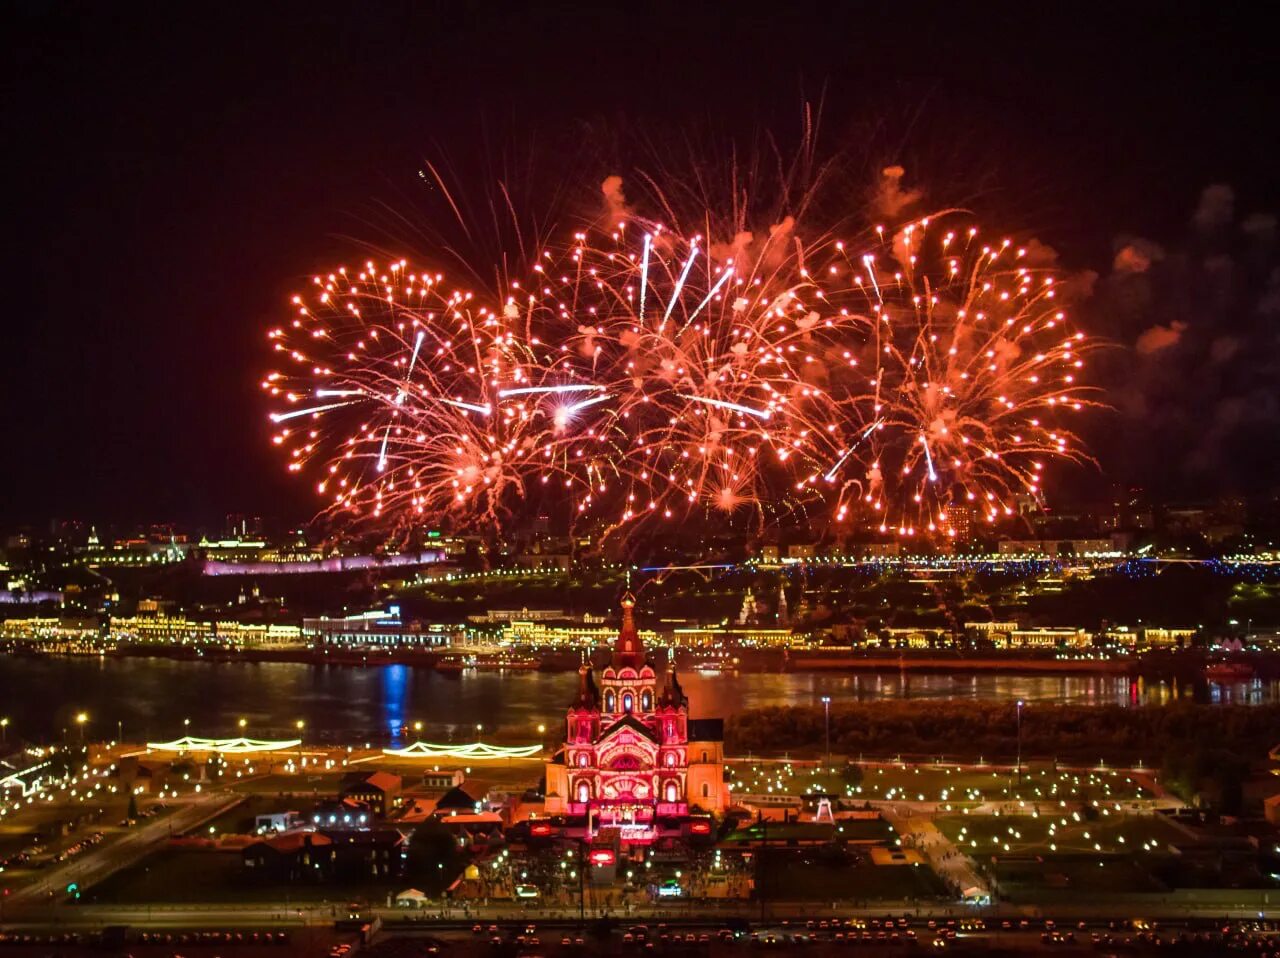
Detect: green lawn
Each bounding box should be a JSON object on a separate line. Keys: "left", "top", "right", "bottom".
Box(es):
{"left": 994, "top": 855, "right": 1165, "bottom": 896}
{"left": 228, "top": 772, "right": 348, "bottom": 796}
{"left": 727, "top": 760, "right": 1151, "bottom": 806}
{"left": 935, "top": 811, "right": 1188, "bottom": 857}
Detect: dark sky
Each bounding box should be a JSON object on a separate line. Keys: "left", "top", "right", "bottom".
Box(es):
{"left": 3, "top": 2, "right": 1277, "bottom": 528}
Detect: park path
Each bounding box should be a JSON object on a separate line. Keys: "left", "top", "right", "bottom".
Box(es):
{"left": 881, "top": 808, "right": 989, "bottom": 902}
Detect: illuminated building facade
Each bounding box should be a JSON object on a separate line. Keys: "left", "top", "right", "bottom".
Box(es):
{"left": 303, "top": 609, "right": 456, "bottom": 648}
{"left": 544, "top": 595, "right": 728, "bottom": 837}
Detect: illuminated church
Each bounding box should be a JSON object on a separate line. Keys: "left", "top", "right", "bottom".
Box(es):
{"left": 545, "top": 595, "right": 729, "bottom": 832}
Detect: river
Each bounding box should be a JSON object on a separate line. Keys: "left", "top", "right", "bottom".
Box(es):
{"left": 1, "top": 655, "right": 1274, "bottom": 745}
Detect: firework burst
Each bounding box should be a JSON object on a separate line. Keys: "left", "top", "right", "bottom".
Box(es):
{"left": 514, "top": 221, "right": 869, "bottom": 534}
{"left": 263, "top": 260, "right": 585, "bottom": 527}
{"left": 804, "top": 218, "right": 1098, "bottom": 537}
{"left": 264, "top": 210, "right": 1097, "bottom": 541}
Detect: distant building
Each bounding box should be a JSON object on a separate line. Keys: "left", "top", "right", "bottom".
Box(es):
{"left": 303, "top": 609, "right": 456, "bottom": 648}
{"left": 860, "top": 542, "right": 902, "bottom": 558}
{"left": 963, "top": 622, "right": 1089, "bottom": 648}
{"left": 496, "top": 619, "right": 657, "bottom": 649}
{"left": 667, "top": 625, "right": 799, "bottom": 649}
{"left": 997, "top": 538, "right": 1120, "bottom": 556}
{"left": 1007, "top": 627, "right": 1089, "bottom": 649}
{"left": 242, "top": 829, "right": 403, "bottom": 881}
{"left": 945, "top": 505, "right": 974, "bottom": 542}
{"left": 340, "top": 771, "right": 402, "bottom": 817}
{"left": 422, "top": 769, "right": 465, "bottom": 791}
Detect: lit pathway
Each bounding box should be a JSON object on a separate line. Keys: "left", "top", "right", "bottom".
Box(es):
{"left": 881, "top": 808, "right": 990, "bottom": 902}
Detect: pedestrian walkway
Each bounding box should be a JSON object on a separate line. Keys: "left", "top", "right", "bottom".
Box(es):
{"left": 882, "top": 809, "right": 989, "bottom": 901}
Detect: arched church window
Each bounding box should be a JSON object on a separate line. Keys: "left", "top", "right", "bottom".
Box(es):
{"left": 665, "top": 752, "right": 676, "bottom": 767}
{"left": 577, "top": 752, "right": 589, "bottom": 767}
{"left": 702, "top": 782, "right": 711, "bottom": 798}
{"left": 605, "top": 690, "right": 615, "bottom": 712}
{"left": 701, "top": 750, "right": 708, "bottom": 763}
{"left": 641, "top": 690, "right": 652, "bottom": 711}
{"left": 577, "top": 782, "right": 590, "bottom": 803}
{"left": 622, "top": 692, "right": 633, "bottom": 713}
{"left": 665, "top": 781, "right": 678, "bottom": 803}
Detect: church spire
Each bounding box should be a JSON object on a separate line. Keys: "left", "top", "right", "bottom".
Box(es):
{"left": 611, "top": 592, "right": 646, "bottom": 668}
{"left": 573, "top": 661, "right": 599, "bottom": 708}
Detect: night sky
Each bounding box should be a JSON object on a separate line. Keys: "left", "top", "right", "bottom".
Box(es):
{"left": 4, "top": 2, "right": 1277, "bottom": 528}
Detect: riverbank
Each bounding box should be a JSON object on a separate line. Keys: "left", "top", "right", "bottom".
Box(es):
{"left": 8, "top": 642, "right": 1267, "bottom": 681}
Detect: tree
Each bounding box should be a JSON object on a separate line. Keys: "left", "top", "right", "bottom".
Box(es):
{"left": 405, "top": 820, "right": 465, "bottom": 894}
{"left": 127, "top": 794, "right": 139, "bottom": 822}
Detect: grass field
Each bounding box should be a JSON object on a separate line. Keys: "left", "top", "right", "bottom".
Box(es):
{"left": 727, "top": 760, "right": 1151, "bottom": 807}
{"left": 934, "top": 811, "right": 1189, "bottom": 857}
{"left": 994, "top": 855, "right": 1165, "bottom": 896}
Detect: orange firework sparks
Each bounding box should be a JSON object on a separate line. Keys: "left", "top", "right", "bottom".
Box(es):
{"left": 809, "top": 218, "right": 1100, "bottom": 537}
{"left": 262, "top": 260, "right": 583, "bottom": 527}
{"left": 263, "top": 213, "right": 1098, "bottom": 541}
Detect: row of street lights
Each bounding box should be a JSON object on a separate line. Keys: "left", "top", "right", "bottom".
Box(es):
{"left": 2, "top": 713, "right": 550, "bottom": 748}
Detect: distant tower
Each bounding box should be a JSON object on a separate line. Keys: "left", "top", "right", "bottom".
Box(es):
{"left": 87, "top": 526, "right": 100, "bottom": 547}
{"left": 776, "top": 581, "right": 790, "bottom": 628}
{"left": 738, "top": 588, "right": 758, "bottom": 626}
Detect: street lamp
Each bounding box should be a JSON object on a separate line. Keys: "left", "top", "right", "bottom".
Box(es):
{"left": 238, "top": 717, "right": 247, "bottom": 732}
{"left": 295, "top": 720, "right": 305, "bottom": 768}
{"left": 75, "top": 712, "right": 89, "bottom": 744}
{"left": 1, "top": 717, "right": 8, "bottom": 744}
{"left": 1015, "top": 699, "right": 1024, "bottom": 786}
{"left": 820, "top": 697, "right": 831, "bottom": 762}
{"left": 476, "top": 723, "right": 483, "bottom": 744}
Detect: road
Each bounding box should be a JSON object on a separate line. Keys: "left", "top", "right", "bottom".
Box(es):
{"left": 4, "top": 791, "right": 239, "bottom": 908}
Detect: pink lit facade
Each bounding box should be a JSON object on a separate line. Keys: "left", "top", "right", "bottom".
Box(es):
{"left": 545, "top": 595, "right": 728, "bottom": 829}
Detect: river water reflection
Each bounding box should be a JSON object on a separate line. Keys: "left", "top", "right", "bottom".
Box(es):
{"left": 0, "top": 656, "right": 1272, "bottom": 743}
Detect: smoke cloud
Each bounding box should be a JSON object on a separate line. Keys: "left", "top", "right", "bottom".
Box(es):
{"left": 1134, "top": 321, "right": 1186, "bottom": 354}
{"left": 1083, "top": 183, "right": 1280, "bottom": 497}
{"left": 872, "top": 165, "right": 923, "bottom": 220}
